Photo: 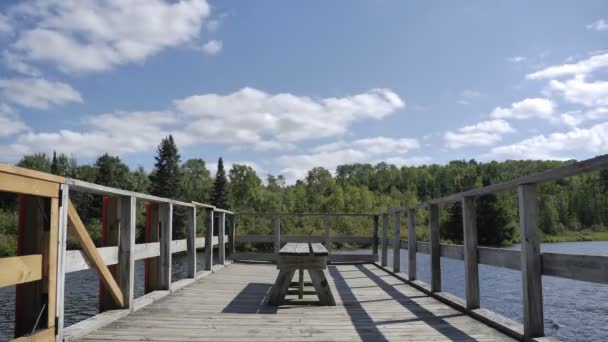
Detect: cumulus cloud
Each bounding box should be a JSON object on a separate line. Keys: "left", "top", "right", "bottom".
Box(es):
{"left": 488, "top": 122, "right": 608, "bottom": 160}
{"left": 0, "top": 13, "right": 10, "bottom": 33}
{"left": 0, "top": 77, "right": 82, "bottom": 109}
{"left": 5, "top": 0, "right": 211, "bottom": 73}
{"left": 201, "top": 40, "right": 222, "bottom": 55}
{"left": 175, "top": 87, "right": 405, "bottom": 147}
{"left": 586, "top": 19, "right": 608, "bottom": 32}
{"left": 526, "top": 52, "right": 608, "bottom": 80}
{"left": 444, "top": 119, "right": 515, "bottom": 149}
{"left": 547, "top": 75, "right": 608, "bottom": 107}
{"left": 0, "top": 104, "right": 28, "bottom": 136}
{"left": 276, "top": 136, "right": 421, "bottom": 183}
{"left": 490, "top": 98, "right": 555, "bottom": 120}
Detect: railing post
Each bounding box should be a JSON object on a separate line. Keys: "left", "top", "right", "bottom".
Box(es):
{"left": 274, "top": 214, "right": 281, "bottom": 254}
{"left": 381, "top": 213, "right": 388, "bottom": 266}
{"left": 100, "top": 197, "right": 121, "bottom": 311}
{"left": 159, "top": 202, "right": 172, "bottom": 290}
{"left": 218, "top": 212, "right": 226, "bottom": 265}
{"left": 393, "top": 212, "right": 401, "bottom": 273}
{"left": 119, "top": 196, "right": 136, "bottom": 309}
{"left": 429, "top": 204, "right": 441, "bottom": 292}
{"left": 204, "top": 208, "right": 214, "bottom": 271}
{"left": 56, "top": 184, "right": 69, "bottom": 341}
{"left": 372, "top": 215, "right": 379, "bottom": 262}
{"left": 518, "top": 184, "right": 544, "bottom": 338}
{"left": 462, "top": 196, "right": 480, "bottom": 310}
{"left": 324, "top": 215, "right": 331, "bottom": 255}
{"left": 407, "top": 208, "right": 417, "bottom": 280}
{"left": 229, "top": 215, "right": 236, "bottom": 258}
{"left": 186, "top": 206, "right": 197, "bottom": 278}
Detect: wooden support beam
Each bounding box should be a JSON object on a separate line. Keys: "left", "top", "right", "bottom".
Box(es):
{"left": 372, "top": 215, "right": 379, "bottom": 262}
{"left": 518, "top": 184, "right": 544, "bottom": 338}
{"left": 186, "top": 206, "right": 197, "bottom": 278}
{"left": 46, "top": 197, "right": 58, "bottom": 330}
{"left": 55, "top": 184, "right": 69, "bottom": 341}
{"left": 146, "top": 203, "right": 161, "bottom": 293}
{"left": 429, "top": 204, "right": 441, "bottom": 292}
{"left": 100, "top": 197, "right": 120, "bottom": 311}
{"left": 204, "top": 208, "right": 214, "bottom": 271}
{"left": 13, "top": 327, "right": 55, "bottom": 342}
{"left": 273, "top": 214, "right": 281, "bottom": 254}
{"left": 393, "top": 212, "right": 401, "bottom": 273}
{"left": 462, "top": 196, "right": 480, "bottom": 310}
{"left": 324, "top": 215, "right": 331, "bottom": 255}
{"left": 407, "top": 208, "right": 416, "bottom": 281}
{"left": 218, "top": 212, "right": 226, "bottom": 265}
{"left": 67, "top": 199, "right": 124, "bottom": 307}
{"left": 381, "top": 214, "right": 388, "bottom": 267}
{"left": 0, "top": 172, "right": 60, "bottom": 198}
{"left": 119, "top": 196, "right": 136, "bottom": 309}
{"left": 228, "top": 215, "right": 236, "bottom": 258}
{"left": 0, "top": 255, "right": 42, "bottom": 288}
{"left": 159, "top": 203, "right": 172, "bottom": 290}
{"left": 15, "top": 195, "right": 46, "bottom": 337}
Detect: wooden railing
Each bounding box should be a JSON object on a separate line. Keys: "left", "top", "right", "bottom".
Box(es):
{"left": 232, "top": 212, "right": 380, "bottom": 263}
{"left": 379, "top": 154, "right": 608, "bottom": 340}
{"left": 0, "top": 163, "right": 233, "bottom": 341}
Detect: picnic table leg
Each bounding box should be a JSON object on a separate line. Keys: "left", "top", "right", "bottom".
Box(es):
{"left": 309, "top": 269, "right": 336, "bottom": 306}
{"left": 298, "top": 269, "right": 304, "bottom": 299}
{"left": 268, "top": 269, "right": 295, "bottom": 305}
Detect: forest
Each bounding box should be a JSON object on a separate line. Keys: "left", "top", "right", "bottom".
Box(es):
{"left": 1, "top": 134, "right": 608, "bottom": 256}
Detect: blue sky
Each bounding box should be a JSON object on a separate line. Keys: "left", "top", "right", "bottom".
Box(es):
{"left": 0, "top": 0, "right": 607, "bottom": 182}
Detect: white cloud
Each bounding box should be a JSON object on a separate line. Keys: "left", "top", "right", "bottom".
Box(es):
{"left": 0, "top": 77, "right": 82, "bottom": 109}
{"left": 526, "top": 52, "right": 608, "bottom": 80}
{"left": 3, "top": 52, "right": 42, "bottom": 77}
{"left": 6, "top": 0, "right": 211, "bottom": 73}
{"left": 0, "top": 104, "right": 28, "bottom": 136}
{"left": 10, "top": 111, "right": 174, "bottom": 158}
{"left": 547, "top": 75, "right": 608, "bottom": 107}
{"left": 586, "top": 19, "right": 608, "bottom": 32}
{"left": 0, "top": 13, "right": 11, "bottom": 33}
{"left": 276, "top": 136, "right": 420, "bottom": 183}
{"left": 175, "top": 87, "right": 405, "bottom": 148}
{"left": 490, "top": 98, "right": 555, "bottom": 120}
{"left": 560, "top": 107, "right": 608, "bottom": 127}
{"left": 444, "top": 119, "right": 515, "bottom": 149}
{"left": 507, "top": 56, "right": 526, "bottom": 63}
{"left": 201, "top": 40, "right": 222, "bottom": 55}
{"left": 488, "top": 122, "right": 608, "bottom": 160}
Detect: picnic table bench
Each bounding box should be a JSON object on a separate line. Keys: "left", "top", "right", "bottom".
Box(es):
{"left": 268, "top": 242, "right": 336, "bottom": 306}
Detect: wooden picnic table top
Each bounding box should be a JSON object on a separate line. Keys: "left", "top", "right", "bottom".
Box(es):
{"left": 279, "top": 242, "right": 329, "bottom": 256}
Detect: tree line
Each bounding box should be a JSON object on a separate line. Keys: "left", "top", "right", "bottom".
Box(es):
{"left": 1, "top": 135, "right": 607, "bottom": 256}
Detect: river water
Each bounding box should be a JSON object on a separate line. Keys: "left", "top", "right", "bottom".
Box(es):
{"left": 1, "top": 242, "right": 607, "bottom": 341}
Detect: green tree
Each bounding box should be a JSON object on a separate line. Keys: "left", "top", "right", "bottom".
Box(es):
{"left": 476, "top": 179, "right": 514, "bottom": 245}
{"left": 441, "top": 201, "right": 463, "bottom": 243}
{"left": 180, "top": 159, "right": 212, "bottom": 203}
{"left": 539, "top": 196, "right": 560, "bottom": 234}
{"left": 95, "top": 154, "right": 133, "bottom": 189}
{"left": 228, "top": 164, "right": 261, "bottom": 211}
{"left": 211, "top": 157, "right": 229, "bottom": 209}
{"left": 18, "top": 153, "right": 51, "bottom": 172}
{"left": 149, "top": 135, "right": 181, "bottom": 199}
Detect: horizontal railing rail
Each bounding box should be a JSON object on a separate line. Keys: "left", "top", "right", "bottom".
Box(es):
{"left": 376, "top": 153, "right": 608, "bottom": 340}
{"left": 0, "top": 163, "right": 233, "bottom": 342}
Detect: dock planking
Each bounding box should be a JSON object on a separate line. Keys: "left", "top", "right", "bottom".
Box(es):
{"left": 79, "top": 262, "right": 513, "bottom": 342}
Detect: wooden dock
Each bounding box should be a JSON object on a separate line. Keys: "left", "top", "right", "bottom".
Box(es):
{"left": 79, "top": 262, "right": 513, "bottom": 342}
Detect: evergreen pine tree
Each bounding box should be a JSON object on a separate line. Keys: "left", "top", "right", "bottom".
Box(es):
{"left": 149, "top": 135, "right": 181, "bottom": 199}
{"left": 211, "top": 157, "right": 229, "bottom": 209}
{"left": 51, "top": 151, "right": 59, "bottom": 175}
{"left": 476, "top": 178, "right": 514, "bottom": 245}
{"left": 441, "top": 201, "right": 463, "bottom": 243}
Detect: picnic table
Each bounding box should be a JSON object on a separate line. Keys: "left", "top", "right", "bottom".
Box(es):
{"left": 268, "top": 242, "right": 336, "bottom": 306}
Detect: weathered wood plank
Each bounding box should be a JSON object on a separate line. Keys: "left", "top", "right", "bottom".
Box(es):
{"left": 478, "top": 247, "right": 520, "bottom": 271}
{"left": 186, "top": 206, "right": 196, "bottom": 277}
{"left": 381, "top": 213, "right": 389, "bottom": 267}
{"left": 118, "top": 196, "right": 136, "bottom": 309}
{"left": 68, "top": 200, "right": 124, "bottom": 307}
{"left": 310, "top": 243, "right": 329, "bottom": 256}
{"left": 0, "top": 254, "right": 42, "bottom": 288}
{"left": 440, "top": 244, "right": 464, "bottom": 260}
{"left": 429, "top": 203, "right": 441, "bottom": 292}
{"left": 462, "top": 196, "right": 479, "bottom": 310}
{"left": 218, "top": 212, "right": 226, "bottom": 265}
{"left": 393, "top": 212, "right": 401, "bottom": 272}
{"left": 542, "top": 252, "right": 608, "bottom": 284}
{"left": 308, "top": 269, "right": 336, "bottom": 306}
{"left": 204, "top": 208, "right": 214, "bottom": 271}
{"left": 518, "top": 184, "right": 544, "bottom": 338}
{"left": 324, "top": 215, "right": 331, "bottom": 255}
{"left": 372, "top": 215, "right": 379, "bottom": 262}
{"left": 407, "top": 208, "right": 416, "bottom": 281}
{"left": 0, "top": 172, "right": 60, "bottom": 198}
{"left": 159, "top": 203, "right": 172, "bottom": 290}
{"left": 273, "top": 214, "right": 281, "bottom": 254}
